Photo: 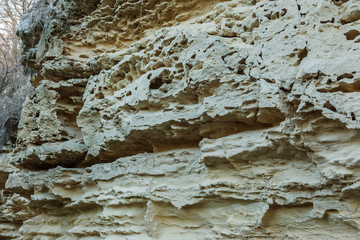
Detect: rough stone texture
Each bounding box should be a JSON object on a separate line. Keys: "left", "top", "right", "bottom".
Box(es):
{"left": 1, "top": 0, "right": 360, "bottom": 239}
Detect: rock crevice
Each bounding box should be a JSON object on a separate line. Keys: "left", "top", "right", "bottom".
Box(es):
{"left": 1, "top": 0, "right": 360, "bottom": 239}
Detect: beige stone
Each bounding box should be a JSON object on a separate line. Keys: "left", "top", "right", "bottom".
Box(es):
{"left": 1, "top": 0, "right": 360, "bottom": 239}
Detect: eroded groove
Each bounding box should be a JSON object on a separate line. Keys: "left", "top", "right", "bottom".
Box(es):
{"left": 2, "top": 0, "right": 360, "bottom": 238}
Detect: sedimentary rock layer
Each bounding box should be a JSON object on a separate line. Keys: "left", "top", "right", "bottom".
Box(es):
{"left": 1, "top": 0, "right": 360, "bottom": 239}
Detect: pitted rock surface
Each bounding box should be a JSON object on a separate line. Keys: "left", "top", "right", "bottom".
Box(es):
{"left": 1, "top": 0, "right": 360, "bottom": 239}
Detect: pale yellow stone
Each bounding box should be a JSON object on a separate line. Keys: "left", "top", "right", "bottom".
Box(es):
{"left": 1, "top": 0, "right": 360, "bottom": 239}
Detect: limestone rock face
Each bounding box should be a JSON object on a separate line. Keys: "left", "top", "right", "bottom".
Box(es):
{"left": 1, "top": 0, "right": 360, "bottom": 239}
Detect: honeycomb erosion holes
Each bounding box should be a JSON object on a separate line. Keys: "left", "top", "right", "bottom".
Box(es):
{"left": 1, "top": 0, "right": 360, "bottom": 239}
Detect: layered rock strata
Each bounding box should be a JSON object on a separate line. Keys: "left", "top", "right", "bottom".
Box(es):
{"left": 1, "top": 0, "right": 360, "bottom": 239}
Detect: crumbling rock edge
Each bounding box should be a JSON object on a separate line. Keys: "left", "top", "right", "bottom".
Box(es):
{"left": 1, "top": 0, "right": 360, "bottom": 239}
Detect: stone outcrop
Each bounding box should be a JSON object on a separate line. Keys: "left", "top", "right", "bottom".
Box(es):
{"left": 1, "top": 0, "right": 360, "bottom": 238}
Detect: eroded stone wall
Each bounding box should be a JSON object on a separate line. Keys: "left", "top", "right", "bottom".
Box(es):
{"left": 1, "top": 0, "right": 360, "bottom": 239}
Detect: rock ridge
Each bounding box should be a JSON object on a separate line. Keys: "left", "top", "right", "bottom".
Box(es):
{"left": 1, "top": 0, "right": 360, "bottom": 239}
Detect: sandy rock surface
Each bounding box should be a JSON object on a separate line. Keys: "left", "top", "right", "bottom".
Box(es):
{"left": 1, "top": 0, "right": 360, "bottom": 239}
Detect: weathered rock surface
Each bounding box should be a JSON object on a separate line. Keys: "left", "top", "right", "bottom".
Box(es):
{"left": 1, "top": 0, "right": 360, "bottom": 239}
